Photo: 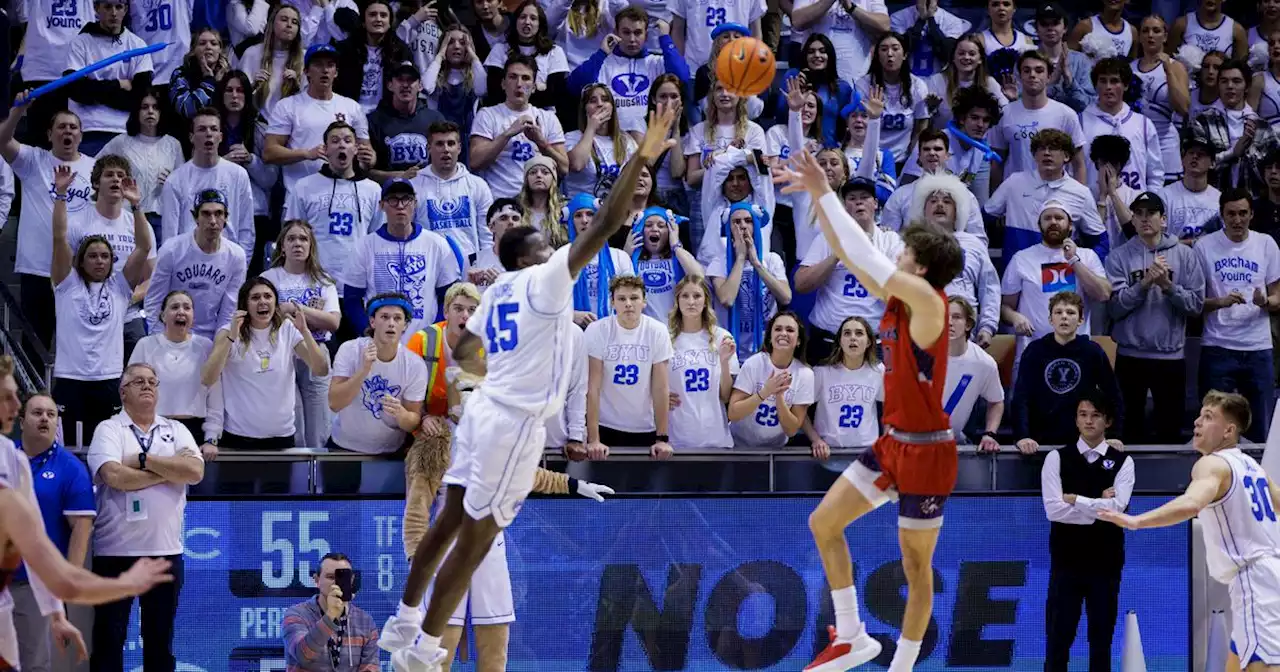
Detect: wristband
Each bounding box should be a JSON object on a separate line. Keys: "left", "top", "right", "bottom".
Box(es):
{"left": 655, "top": 434, "right": 670, "bottom": 443}
{"left": 981, "top": 430, "right": 997, "bottom": 440}
{"left": 567, "top": 477, "right": 579, "bottom": 492}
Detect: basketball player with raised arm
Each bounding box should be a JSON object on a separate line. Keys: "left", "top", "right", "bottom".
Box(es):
{"left": 382, "top": 106, "right": 680, "bottom": 672}
{"left": 0, "top": 355, "right": 174, "bottom": 669}
{"left": 1099, "top": 391, "right": 1280, "bottom": 672}
{"left": 777, "top": 151, "right": 964, "bottom": 672}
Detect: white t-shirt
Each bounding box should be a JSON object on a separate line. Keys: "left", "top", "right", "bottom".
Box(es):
{"left": 563, "top": 130, "right": 637, "bottom": 199}
{"left": 265, "top": 90, "right": 370, "bottom": 190}
{"left": 813, "top": 362, "right": 883, "bottom": 448}
{"left": 854, "top": 74, "right": 930, "bottom": 163}
{"left": 682, "top": 121, "right": 768, "bottom": 168}
{"left": 470, "top": 103, "right": 567, "bottom": 199}
{"left": 585, "top": 315, "right": 674, "bottom": 433}
{"left": 729, "top": 352, "right": 815, "bottom": 448}
{"left": 10, "top": 146, "right": 97, "bottom": 276}
{"left": 801, "top": 227, "right": 903, "bottom": 334}
{"left": 1001, "top": 243, "right": 1106, "bottom": 356}
{"left": 1196, "top": 230, "right": 1280, "bottom": 351}
{"left": 53, "top": 271, "right": 132, "bottom": 381}
{"left": 87, "top": 413, "right": 200, "bottom": 556}
{"left": 668, "top": 328, "right": 739, "bottom": 449}
{"left": 128, "top": 333, "right": 221, "bottom": 436}
{"left": 942, "top": 342, "right": 1004, "bottom": 435}
{"left": 23, "top": 0, "right": 95, "bottom": 81}
{"left": 794, "top": 0, "right": 886, "bottom": 82}
{"left": 704, "top": 241, "right": 786, "bottom": 362}
{"left": 219, "top": 321, "right": 305, "bottom": 439}
{"left": 67, "top": 206, "right": 158, "bottom": 321}
{"left": 330, "top": 337, "right": 428, "bottom": 454}
{"left": 282, "top": 172, "right": 384, "bottom": 286}
{"left": 1160, "top": 181, "right": 1222, "bottom": 241}
{"left": 671, "top": 0, "right": 767, "bottom": 70}
{"left": 988, "top": 99, "right": 1087, "bottom": 176}
{"left": 259, "top": 267, "right": 341, "bottom": 343}
{"left": 346, "top": 226, "right": 464, "bottom": 340}
{"left": 64, "top": 29, "right": 153, "bottom": 133}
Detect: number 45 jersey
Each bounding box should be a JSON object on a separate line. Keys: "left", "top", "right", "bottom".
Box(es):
{"left": 466, "top": 246, "right": 578, "bottom": 421}
{"left": 1198, "top": 447, "right": 1280, "bottom": 584}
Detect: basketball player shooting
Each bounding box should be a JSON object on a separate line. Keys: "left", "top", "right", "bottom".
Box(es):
{"left": 1098, "top": 391, "right": 1280, "bottom": 672}
{"left": 384, "top": 106, "right": 680, "bottom": 672}
{"left": 776, "top": 151, "right": 964, "bottom": 672}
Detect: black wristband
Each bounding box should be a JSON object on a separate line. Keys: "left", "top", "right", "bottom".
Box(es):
{"left": 655, "top": 434, "right": 670, "bottom": 443}
{"left": 982, "top": 430, "right": 998, "bottom": 440}
{"left": 567, "top": 477, "right": 579, "bottom": 493}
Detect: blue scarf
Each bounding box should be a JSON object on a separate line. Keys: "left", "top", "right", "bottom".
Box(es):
{"left": 564, "top": 193, "right": 613, "bottom": 317}
{"left": 724, "top": 201, "right": 768, "bottom": 356}
{"left": 631, "top": 206, "right": 688, "bottom": 296}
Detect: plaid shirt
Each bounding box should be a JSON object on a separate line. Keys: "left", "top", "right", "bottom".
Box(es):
{"left": 282, "top": 596, "right": 380, "bottom": 672}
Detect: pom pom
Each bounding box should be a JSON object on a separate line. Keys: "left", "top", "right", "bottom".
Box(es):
{"left": 1080, "top": 31, "right": 1119, "bottom": 61}
{"left": 1176, "top": 44, "right": 1207, "bottom": 77}
{"left": 1250, "top": 41, "right": 1271, "bottom": 72}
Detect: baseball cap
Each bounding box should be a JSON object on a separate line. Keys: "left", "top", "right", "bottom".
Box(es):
{"left": 382, "top": 178, "right": 415, "bottom": 200}
{"left": 1034, "top": 2, "right": 1067, "bottom": 25}
{"left": 840, "top": 176, "right": 877, "bottom": 198}
{"left": 390, "top": 60, "right": 420, "bottom": 79}
{"left": 1130, "top": 191, "right": 1166, "bottom": 214}
{"left": 711, "top": 23, "right": 750, "bottom": 40}
{"left": 193, "top": 189, "right": 227, "bottom": 209}
{"left": 304, "top": 44, "right": 339, "bottom": 67}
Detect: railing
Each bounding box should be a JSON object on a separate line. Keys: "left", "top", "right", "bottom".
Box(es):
{"left": 69, "top": 443, "right": 1234, "bottom": 496}
{"left": 0, "top": 280, "right": 51, "bottom": 392}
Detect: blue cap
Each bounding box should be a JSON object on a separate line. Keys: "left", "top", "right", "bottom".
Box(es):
{"left": 841, "top": 176, "right": 877, "bottom": 197}
{"left": 381, "top": 178, "right": 415, "bottom": 199}
{"left": 304, "top": 43, "right": 338, "bottom": 66}
{"left": 711, "top": 23, "right": 750, "bottom": 40}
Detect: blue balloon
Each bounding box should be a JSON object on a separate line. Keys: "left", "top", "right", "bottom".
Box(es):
{"left": 946, "top": 121, "right": 1004, "bottom": 164}
{"left": 20, "top": 42, "right": 169, "bottom": 104}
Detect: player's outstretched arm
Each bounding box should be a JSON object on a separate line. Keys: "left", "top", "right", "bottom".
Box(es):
{"left": 777, "top": 151, "right": 948, "bottom": 348}
{"left": 1098, "top": 455, "right": 1231, "bottom": 530}
{"left": 0, "top": 489, "right": 173, "bottom": 604}
{"left": 567, "top": 105, "right": 679, "bottom": 276}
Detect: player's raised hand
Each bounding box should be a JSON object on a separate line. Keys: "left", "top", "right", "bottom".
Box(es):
{"left": 638, "top": 105, "right": 679, "bottom": 161}
{"left": 1097, "top": 509, "right": 1141, "bottom": 529}
{"left": 773, "top": 151, "right": 829, "bottom": 197}
{"left": 575, "top": 479, "right": 615, "bottom": 501}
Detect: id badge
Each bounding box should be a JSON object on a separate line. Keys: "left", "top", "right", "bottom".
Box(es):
{"left": 125, "top": 492, "right": 148, "bottom": 522}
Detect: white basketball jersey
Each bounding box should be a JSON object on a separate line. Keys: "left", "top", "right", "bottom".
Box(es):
{"left": 1091, "top": 16, "right": 1134, "bottom": 58}
{"left": 1257, "top": 71, "right": 1280, "bottom": 127}
{"left": 465, "top": 246, "right": 577, "bottom": 420}
{"left": 1183, "top": 13, "right": 1235, "bottom": 54}
{"left": 1198, "top": 448, "right": 1280, "bottom": 584}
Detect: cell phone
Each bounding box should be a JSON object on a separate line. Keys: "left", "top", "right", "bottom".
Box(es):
{"left": 333, "top": 568, "right": 354, "bottom": 601}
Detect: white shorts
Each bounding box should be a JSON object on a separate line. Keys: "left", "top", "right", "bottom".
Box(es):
{"left": 1228, "top": 555, "right": 1280, "bottom": 669}
{"left": 456, "top": 395, "right": 546, "bottom": 528}
{"left": 421, "top": 532, "right": 514, "bottom": 627}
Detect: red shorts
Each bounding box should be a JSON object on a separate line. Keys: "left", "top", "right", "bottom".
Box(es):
{"left": 864, "top": 434, "right": 959, "bottom": 496}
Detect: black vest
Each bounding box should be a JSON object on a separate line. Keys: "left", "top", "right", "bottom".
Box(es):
{"left": 1048, "top": 445, "right": 1130, "bottom": 573}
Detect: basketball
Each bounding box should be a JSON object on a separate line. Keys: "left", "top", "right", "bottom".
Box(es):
{"left": 715, "top": 37, "right": 776, "bottom": 98}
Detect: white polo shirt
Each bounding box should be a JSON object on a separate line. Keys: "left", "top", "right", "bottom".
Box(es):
{"left": 87, "top": 412, "right": 200, "bottom": 557}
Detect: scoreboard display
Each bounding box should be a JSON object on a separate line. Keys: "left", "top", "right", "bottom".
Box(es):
{"left": 118, "top": 496, "right": 1189, "bottom": 671}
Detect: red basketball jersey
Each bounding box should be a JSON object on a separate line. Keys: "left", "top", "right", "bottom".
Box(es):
{"left": 878, "top": 294, "right": 951, "bottom": 433}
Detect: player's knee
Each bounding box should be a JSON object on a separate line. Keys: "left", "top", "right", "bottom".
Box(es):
{"left": 900, "top": 550, "right": 933, "bottom": 584}
{"left": 808, "top": 506, "right": 841, "bottom": 540}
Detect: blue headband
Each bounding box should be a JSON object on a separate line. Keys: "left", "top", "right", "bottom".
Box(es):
{"left": 367, "top": 296, "right": 413, "bottom": 320}
{"left": 565, "top": 193, "right": 598, "bottom": 220}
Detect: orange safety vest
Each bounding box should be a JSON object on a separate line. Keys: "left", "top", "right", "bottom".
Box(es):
{"left": 407, "top": 322, "right": 451, "bottom": 418}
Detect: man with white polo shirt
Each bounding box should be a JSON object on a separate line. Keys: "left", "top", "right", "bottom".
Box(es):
{"left": 989, "top": 50, "right": 1088, "bottom": 190}
{"left": 1080, "top": 57, "right": 1165, "bottom": 193}
{"left": 987, "top": 129, "right": 1108, "bottom": 260}
{"left": 943, "top": 297, "right": 1004, "bottom": 449}
{"left": 0, "top": 96, "right": 96, "bottom": 364}
{"left": 469, "top": 54, "right": 568, "bottom": 200}
{"left": 264, "top": 43, "right": 373, "bottom": 192}
{"left": 159, "top": 107, "right": 255, "bottom": 249}
{"left": 1196, "top": 188, "right": 1280, "bottom": 443}
{"left": 87, "top": 362, "right": 204, "bottom": 672}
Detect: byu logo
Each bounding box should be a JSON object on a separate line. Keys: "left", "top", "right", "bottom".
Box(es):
{"left": 361, "top": 374, "right": 402, "bottom": 419}
{"left": 1043, "top": 358, "right": 1082, "bottom": 394}
{"left": 1191, "top": 32, "right": 1221, "bottom": 51}
{"left": 611, "top": 73, "right": 651, "bottom": 98}
{"left": 387, "top": 133, "right": 428, "bottom": 165}
{"left": 1103, "top": 459, "right": 1115, "bottom": 470}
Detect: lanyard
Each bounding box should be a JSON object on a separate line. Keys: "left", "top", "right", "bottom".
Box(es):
{"left": 131, "top": 425, "right": 159, "bottom": 455}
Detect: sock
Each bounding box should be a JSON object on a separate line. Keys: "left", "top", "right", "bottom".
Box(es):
{"left": 396, "top": 601, "right": 419, "bottom": 621}
{"left": 831, "top": 586, "right": 862, "bottom": 640}
{"left": 888, "top": 638, "right": 922, "bottom": 672}
{"left": 414, "top": 633, "right": 442, "bottom": 655}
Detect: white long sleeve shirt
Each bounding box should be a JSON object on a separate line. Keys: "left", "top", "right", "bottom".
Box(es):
{"left": 159, "top": 158, "right": 256, "bottom": 251}
{"left": 1040, "top": 439, "right": 1135, "bottom": 524}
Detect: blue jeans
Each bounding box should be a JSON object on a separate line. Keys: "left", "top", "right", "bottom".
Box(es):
{"left": 1199, "top": 346, "right": 1275, "bottom": 443}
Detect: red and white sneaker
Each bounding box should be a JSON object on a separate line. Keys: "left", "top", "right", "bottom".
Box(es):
{"left": 804, "top": 625, "right": 882, "bottom": 672}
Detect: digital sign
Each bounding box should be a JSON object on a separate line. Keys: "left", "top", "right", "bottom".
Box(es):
{"left": 111, "top": 497, "right": 1188, "bottom": 671}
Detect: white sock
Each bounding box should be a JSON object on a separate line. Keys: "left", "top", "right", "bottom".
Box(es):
{"left": 888, "top": 638, "right": 921, "bottom": 672}
{"left": 414, "top": 633, "right": 442, "bottom": 654}
{"left": 396, "top": 601, "right": 419, "bottom": 622}
{"left": 831, "top": 586, "right": 862, "bottom": 640}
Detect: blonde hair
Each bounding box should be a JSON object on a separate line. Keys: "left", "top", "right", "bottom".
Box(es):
{"left": 704, "top": 79, "right": 750, "bottom": 148}
{"left": 257, "top": 5, "right": 304, "bottom": 109}
{"left": 1203, "top": 390, "right": 1253, "bottom": 436}
{"left": 436, "top": 26, "right": 477, "bottom": 94}
{"left": 567, "top": 0, "right": 601, "bottom": 37}
{"left": 270, "top": 220, "right": 335, "bottom": 286}
{"left": 578, "top": 83, "right": 631, "bottom": 186}
{"left": 519, "top": 170, "right": 567, "bottom": 247}
{"left": 666, "top": 275, "right": 719, "bottom": 348}
{"left": 444, "top": 282, "right": 482, "bottom": 307}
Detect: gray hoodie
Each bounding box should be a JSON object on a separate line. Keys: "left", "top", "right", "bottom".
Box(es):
{"left": 1104, "top": 232, "right": 1206, "bottom": 358}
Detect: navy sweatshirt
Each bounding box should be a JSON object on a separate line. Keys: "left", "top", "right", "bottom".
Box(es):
{"left": 1012, "top": 334, "right": 1123, "bottom": 443}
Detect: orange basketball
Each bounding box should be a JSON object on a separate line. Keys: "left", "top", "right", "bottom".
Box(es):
{"left": 715, "top": 37, "right": 776, "bottom": 98}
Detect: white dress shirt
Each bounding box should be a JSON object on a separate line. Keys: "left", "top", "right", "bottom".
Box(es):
{"left": 1040, "top": 438, "right": 1135, "bottom": 525}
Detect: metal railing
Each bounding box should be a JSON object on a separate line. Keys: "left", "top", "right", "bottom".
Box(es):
{"left": 0, "top": 280, "right": 51, "bottom": 393}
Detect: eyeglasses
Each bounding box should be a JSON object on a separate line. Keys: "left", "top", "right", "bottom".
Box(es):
{"left": 384, "top": 196, "right": 414, "bottom": 207}
{"left": 124, "top": 378, "right": 159, "bottom": 390}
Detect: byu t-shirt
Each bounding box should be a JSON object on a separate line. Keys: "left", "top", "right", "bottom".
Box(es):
{"left": 729, "top": 351, "right": 815, "bottom": 448}
{"left": 812, "top": 362, "right": 883, "bottom": 448}
{"left": 330, "top": 337, "right": 428, "bottom": 454}
{"left": 470, "top": 104, "right": 566, "bottom": 199}
{"left": 584, "top": 314, "right": 674, "bottom": 433}
{"left": 668, "top": 327, "right": 739, "bottom": 449}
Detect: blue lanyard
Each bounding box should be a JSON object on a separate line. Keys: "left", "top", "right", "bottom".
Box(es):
{"left": 131, "top": 425, "right": 159, "bottom": 455}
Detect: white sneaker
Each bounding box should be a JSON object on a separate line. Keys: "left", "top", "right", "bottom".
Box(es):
{"left": 391, "top": 645, "right": 447, "bottom": 672}
{"left": 378, "top": 615, "right": 419, "bottom": 654}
